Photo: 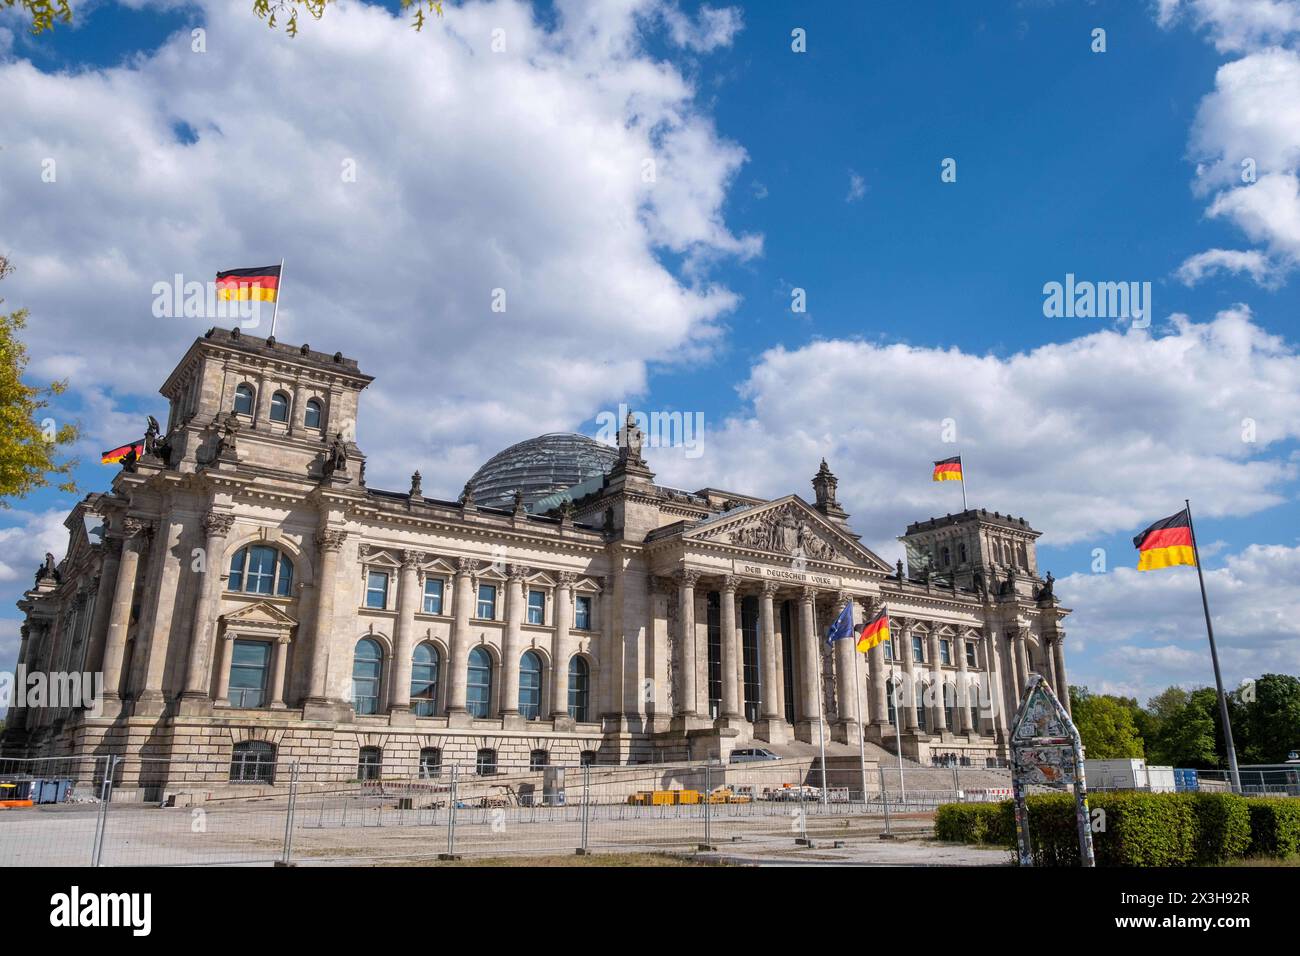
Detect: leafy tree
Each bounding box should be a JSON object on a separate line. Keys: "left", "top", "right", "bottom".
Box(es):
{"left": 0, "top": 256, "right": 78, "bottom": 504}
{"left": 1146, "top": 686, "right": 1220, "bottom": 768}
{"left": 5, "top": 0, "right": 443, "bottom": 35}
{"left": 1237, "top": 674, "right": 1300, "bottom": 764}
{"left": 1069, "top": 686, "right": 1145, "bottom": 759}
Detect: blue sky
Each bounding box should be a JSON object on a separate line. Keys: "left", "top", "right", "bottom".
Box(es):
{"left": 1, "top": 0, "right": 1298, "bottom": 706}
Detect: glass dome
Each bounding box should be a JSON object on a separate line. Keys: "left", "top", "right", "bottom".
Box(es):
{"left": 467, "top": 433, "right": 619, "bottom": 510}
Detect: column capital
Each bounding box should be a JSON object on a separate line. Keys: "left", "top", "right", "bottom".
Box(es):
{"left": 316, "top": 529, "right": 349, "bottom": 552}
{"left": 673, "top": 568, "right": 703, "bottom": 589}
{"left": 719, "top": 574, "right": 740, "bottom": 594}
{"left": 121, "top": 517, "right": 153, "bottom": 541}
{"left": 202, "top": 511, "right": 236, "bottom": 537}
{"left": 556, "top": 570, "right": 579, "bottom": 588}
{"left": 759, "top": 580, "right": 779, "bottom": 598}
{"left": 401, "top": 549, "right": 426, "bottom": 570}
{"left": 455, "top": 556, "right": 477, "bottom": 576}
{"left": 799, "top": 585, "right": 817, "bottom": 604}
{"left": 834, "top": 589, "right": 853, "bottom": 609}
{"left": 507, "top": 563, "right": 531, "bottom": 582}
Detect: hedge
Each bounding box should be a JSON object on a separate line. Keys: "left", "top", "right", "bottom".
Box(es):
{"left": 934, "top": 791, "right": 1268, "bottom": 866}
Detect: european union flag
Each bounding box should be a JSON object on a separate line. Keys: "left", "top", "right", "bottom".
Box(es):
{"left": 825, "top": 601, "right": 854, "bottom": 645}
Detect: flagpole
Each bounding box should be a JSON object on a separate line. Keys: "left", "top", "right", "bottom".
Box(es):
{"left": 1184, "top": 498, "right": 1243, "bottom": 794}
{"left": 269, "top": 257, "right": 285, "bottom": 338}
{"left": 852, "top": 640, "right": 867, "bottom": 805}
{"left": 894, "top": 662, "right": 905, "bottom": 804}
{"left": 960, "top": 454, "right": 969, "bottom": 511}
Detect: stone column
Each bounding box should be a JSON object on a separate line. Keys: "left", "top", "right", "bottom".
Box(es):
{"left": 758, "top": 582, "right": 780, "bottom": 721}
{"left": 985, "top": 629, "right": 1007, "bottom": 741}
{"left": 597, "top": 576, "right": 615, "bottom": 719}
{"left": 869, "top": 627, "right": 889, "bottom": 737}
{"left": 832, "top": 591, "right": 859, "bottom": 742}
{"left": 1004, "top": 631, "right": 1020, "bottom": 698}
{"left": 674, "top": 569, "right": 701, "bottom": 718}
{"left": 793, "top": 587, "right": 821, "bottom": 742}
{"left": 304, "top": 529, "right": 347, "bottom": 705}
{"left": 501, "top": 564, "right": 528, "bottom": 718}
{"left": 181, "top": 511, "right": 236, "bottom": 702}
{"left": 270, "top": 635, "right": 290, "bottom": 708}
{"left": 213, "top": 632, "right": 235, "bottom": 706}
{"left": 899, "top": 619, "right": 919, "bottom": 732}
{"left": 718, "top": 576, "right": 741, "bottom": 721}
{"left": 551, "top": 571, "right": 576, "bottom": 719}
{"left": 101, "top": 519, "right": 149, "bottom": 702}
{"left": 84, "top": 549, "right": 120, "bottom": 674}
{"left": 1051, "top": 631, "right": 1070, "bottom": 714}
{"left": 955, "top": 633, "right": 972, "bottom": 734}
{"left": 288, "top": 382, "right": 308, "bottom": 435}
{"left": 928, "top": 630, "right": 948, "bottom": 735}
{"left": 446, "top": 557, "right": 477, "bottom": 717}
{"left": 1014, "top": 628, "right": 1030, "bottom": 692}
{"left": 388, "top": 549, "right": 424, "bottom": 717}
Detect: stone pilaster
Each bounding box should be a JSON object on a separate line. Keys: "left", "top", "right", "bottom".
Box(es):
{"left": 500, "top": 564, "right": 528, "bottom": 719}
{"left": 1051, "top": 630, "right": 1070, "bottom": 714}
{"left": 388, "top": 549, "right": 425, "bottom": 723}
{"left": 717, "top": 575, "right": 741, "bottom": 723}
{"left": 270, "top": 635, "right": 290, "bottom": 709}
{"left": 899, "top": 619, "right": 920, "bottom": 733}
{"left": 179, "top": 510, "right": 236, "bottom": 711}
{"left": 100, "top": 519, "right": 150, "bottom": 710}
{"left": 928, "top": 629, "right": 948, "bottom": 736}
{"left": 673, "top": 569, "right": 702, "bottom": 720}
{"left": 445, "top": 556, "right": 476, "bottom": 724}
{"left": 303, "top": 528, "right": 347, "bottom": 714}
{"left": 551, "top": 571, "right": 576, "bottom": 722}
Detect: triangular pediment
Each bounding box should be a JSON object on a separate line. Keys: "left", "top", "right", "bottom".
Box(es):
{"left": 683, "top": 496, "right": 891, "bottom": 572}
{"left": 221, "top": 601, "right": 298, "bottom": 630}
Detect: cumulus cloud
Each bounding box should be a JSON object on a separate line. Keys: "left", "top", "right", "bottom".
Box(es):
{"left": 1156, "top": 0, "right": 1300, "bottom": 54}
{"left": 1057, "top": 541, "right": 1300, "bottom": 700}
{"left": 649, "top": 306, "right": 1300, "bottom": 553}
{"left": 845, "top": 170, "right": 866, "bottom": 203}
{"left": 661, "top": 3, "right": 743, "bottom": 53}
{"left": 0, "top": 0, "right": 757, "bottom": 498}
{"left": 1177, "top": 247, "right": 1280, "bottom": 285}
{"left": 0, "top": 508, "right": 75, "bottom": 585}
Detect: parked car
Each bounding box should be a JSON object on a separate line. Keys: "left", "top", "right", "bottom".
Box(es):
{"left": 729, "top": 747, "right": 781, "bottom": 764}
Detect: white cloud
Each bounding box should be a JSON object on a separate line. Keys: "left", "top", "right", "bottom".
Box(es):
{"left": 845, "top": 170, "right": 866, "bottom": 203}
{"left": 661, "top": 3, "right": 743, "bottom": 53}
{"left": 649, "top": 306, "right": 1300, "bottom": 552}
{"left": 1177, "top": 247, "right": 1280, "bottom": 285}
{"left": 1156, "top": 0, "right": 1300, "bottom": 54}
{"left": 0, "top": 0, "right": 757, "bottom": 498}
{"left": 0, "top": 509, "right": 74, "bottom": 585}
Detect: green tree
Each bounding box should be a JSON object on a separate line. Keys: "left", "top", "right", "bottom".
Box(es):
{"left": 1237, "top": 674, "right": 1300, "bottom": 764}
{"left": 0, "top": 256, "right": 78, "bottom": 504}
{"left": 1069, "top": 686, "right": 1145, "bottom": 759}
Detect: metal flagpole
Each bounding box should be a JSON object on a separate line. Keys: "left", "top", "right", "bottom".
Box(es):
{"left": 852, "top": 641, "right": 867, "bottom": 805}
{"left": 960, "top": 454, "right": 968, "bottom": 511}
{"left": 896, "top": 665, "right": 906, "bottom": 806}
{"left": 814, "top": 602, "right": 829, "bottom": 807}
{"left": 1184, "top": 498, "right": 1242, "bottom": 794}
{"left": 269, "top": 257, "right": 285, "bottom": 338}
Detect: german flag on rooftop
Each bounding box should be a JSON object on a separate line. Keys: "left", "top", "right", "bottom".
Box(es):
{"left": 1134, "top": 509, "right": 1196, "bottom": 571}
{"left": 857, "top": 606, "right": 890, "bottom": 652}
{"left": 101, "top": 441, "right": 143, "bottom": 465}
{"left": 216, "top": 264, "right": 281, "bottom": 301}
{"left": 932, "top": 455, "right": 962, "bottom": 482}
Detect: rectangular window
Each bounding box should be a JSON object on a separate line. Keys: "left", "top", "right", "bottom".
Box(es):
{"left": 912, "top": 635, "right": 925, "bottom": 663}
{"left": 965, "top": 641, "right": 977, "bottom": 667}
{"left": 229, "top": 640, "right": 271, "bottom": 708}
{"left": 477, "top": 584, "right": 497, "bottom": 620}
{"left": 940, "top": 639, "right": 952, "bottom": 666}
{"left": 365, "top": 570, "right": 389, "bottom": 609}
{"left": 884, "top": 635, "right": 894, "bottom": 661}
{"left": 422, "top": 577, "right": 444, "bottom": 615}
{"left": 574, "top": 595, "right": 592, "bottom": 630}
{"left": 527, "top": 589, "right": 545, "bottom": 625}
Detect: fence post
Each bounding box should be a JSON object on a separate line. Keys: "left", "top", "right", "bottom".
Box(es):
{"left": 579, "top": 763, "right": 590, "bottom": 854}
{"left": 953, "top": 765, "right": 961, "bottom": 803}
{"left": 702, "top": 760, "right": 713, "bottom": 850}
{"left": 445, "top": 764, "right": 459, "bottom": 859}
{"left": 281, "top": 762, "right": 299, "bottom": 864}
{"left": 879, "top": 766, "right": 893, "bottom": 839}
{"left": 93, "top": 755, "right": 118, "bottom": 867}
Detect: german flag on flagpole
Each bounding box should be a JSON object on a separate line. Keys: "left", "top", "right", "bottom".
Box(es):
{"left": 932, "top": 455, "right": 963, "bottom": 482}
{"left": 1133, "top": 508, "right": 1196, "bottom": 571}
{"left": 216, "top": 264, "right": 281, "bottom": 302}
{"left": 101, "top": 441, "right": 143, "bottom": 465}
{"left": 857, "top": 605, "right": 890, "bottom": 652}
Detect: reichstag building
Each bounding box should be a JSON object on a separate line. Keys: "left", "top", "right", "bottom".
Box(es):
{"left": 2, "top": 328, "right": 1071, "bottom": 790}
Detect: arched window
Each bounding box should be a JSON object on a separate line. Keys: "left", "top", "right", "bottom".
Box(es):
{"left": 227, "top": 545, "right": 294, "bottom": 597}
{"left": 411, "top": 643, "right": 439, "bottom": 717}
{"left": 887, "top": 679, "right": 899, "bottom": 727}
{"left": 233, "top": 383, "right": 255, "bottom": 416}
{"left": 467, "top": 646, "right": 492, "bottom": 718}
{"left": 568, "top": 656, "right": 590, "bottom": 722}
{"left": 230, "top": 740, "right": 276, "bottom": 784}
{"left": 352, "top": 638, "right": 383, "bottom": 715}
{"left": 419, "top": 747, "right": 442, "bottom": 779}
{"left": 518, "top": 650, "right": 542, "bottom": 719}
{"left": 304, "top": 398, "right": 323, "bottom": 430}
{"left": 269, "top": 391, "right": 290, "bottom": 423}
{"left": 915, "top": 683, "right": 928, "bottom": 732}
{"left": 943, "top": 683, "right": 956, "bottom": 730}
{"left": 529, "top": 749, "right": 549, "bottom": 771}
{"left": 358, "top": 746, "right": 382, "bottom": 781}
{"left": 476, "top": 747, "right": 497, "bottom": 776}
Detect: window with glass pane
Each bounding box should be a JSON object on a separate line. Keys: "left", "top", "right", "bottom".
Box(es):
{"left": 476, "top": 584, "right": 496, "bottom": 619}
{"left": 227, "top": 546, "right": 293, "bottom": 596}
{"left": 476, "top": 748, "right": 497, "bottom": 776}
{"left": 530, "top": 749, "right": 549, "bottom": 771}
{"left": 574, "top": 595, "right": 592, "bottom": 630}
{"left": 419, "top": 747, "right": 442, "bottom": 779}
{"left": 965, "top": 641, "right": 977, "bottom": 667}
{"left": 580, "top": 750, "right": 596, "bottom": 767}
{"left": 358, "top": 746, "right": 382, "bottom": 781}
{"left": 228, "top": 640, "right": 271, "bottom": 707}
{"left": 229, "top": 741, "right": 276, "bottom": 784}
{"left": 912, "top": 635, "right": 925, "bottom": 663}
{"left": 411, "top": 643, "right": 439, "bottom": 716}
{"left": 915, "top": 684, "right": 928, "bottom": 731}
{"left": 269, "top": 391, "right": 289, "bottom": 422}
{"left": 228, "top": 548, "right": 246, "bottom": 592}
{"left": 519, "top": 650, "right": 542, "bottom": 719}
{"left": 568, "top": 656, "right": 589, "bottom": 722}
{"left": 884, "top": 634, "right": 894, "bottom": 661}
{"left": 422, "top": 578, "right": 444, "bottom": 615}
{"left": 527, "top": 589, "right": 545, "bottom": 625}
{"left": 467, "top": 646, "right": 492, "bottom": 718}
{"left": 366, "top": 571, "right": 389, "bottom": 609}
{"left": 352, "top": 638, "right": 383, "bottom": 715}
{"left": 940, "top": 639, "right": 951, "bottom": 666}
{"left": 245, "top": 545, "right": 277, "bottom": 594}
{"left": 234, "top": 383, "right": 254, "bottom": 416}
{"left": 304, "top": 398, "right": 323, "bottom": 430}
{"left": 887, "top": 681, "right": 898, "bottom": 726}
{"left": 943, "top": 683, "right": 956, "bottom": 729}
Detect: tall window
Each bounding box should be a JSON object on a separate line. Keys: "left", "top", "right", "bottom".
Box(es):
{"left": 476, "top": 747, "right": 497, "bottom": 776}
{"left": 915, "top": 683, "right": 928, "bottom": 732}
{"left": 269, "top": 391, "right": 290, "bottom": 423}
{"left": 519, "top": 650, "right": 543, "bottom": 719}
{"left": 304, "top": 398, "right": 323, "bottom": 430}
{"left": 958, "top": 542, "right": 968, "bottom": 563}
{"left": 477, "top": 584, "right": 497, "bottom": 619}
{"left": 230, "top": 741, "right": 276, "bottom": 784}
{"left": 740, "top": 595, "right": 761, "bottom": 721}
{"left": 467, "top": 646, "right": 492, "bottom": 718}
{"left": 352, "top": 638, "right": 383, "bottom": 715}
{"left": 365, "top": 570, "right": 389, "bottom": 609}
{"left": 529, "top": 749, "right": 549, "bottom": 771}
{"left": 419, "top": 747, "right": 442, "bottom": 779}
{"left": 912, "top": 634, "right": 925, "bottom": 663}
{"left": 358, "top": 746, "right": 382, "bottom": 781}
{"left": 707, "top": 591, "right": 722, "bottom": 717}
{"left": 940, "top": 639, "right": 952, "bottom": 666}
{"left": 887, "top": 679, "right": 899, "bottom": 726}
{"left": 422, "top": 578, "right": 444, "bottom": 615}
{"left": 965, "top": 640, "right": 977, "bottom": 667}
{"left": 233, "top": 383, "right": 255, "bottom": 416}
{"left": 228, "top": 546, "right": 294, "bottom": 597}
{"left": 943, "top": 683, "right": 956, "bottom": 730}
{"left": 228, "top": 640, "right": 271, "bottom": 708}
{"left": 411, "top": 643, "right": 439, "bottom": 717}
{"left": 574, "top": 595, "right": 592, "bottom": 630}
{"left": 527, "top": 589, "right": 545, "bottom": 625}
{"left": 568, "top": 656, "right": 590, "bottom": 722}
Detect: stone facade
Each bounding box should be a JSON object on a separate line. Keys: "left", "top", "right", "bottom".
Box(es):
{"left": 3, "top": 328, "right": 1072, "bottom": 793}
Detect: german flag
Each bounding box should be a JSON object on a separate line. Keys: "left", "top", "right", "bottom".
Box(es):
{"left": 216, "top": 264, "right": 280, "bottom": 301}
{"left": 1134, "top": 509, "right": 1196, "bottom": 571}
{"left": 857, "top": 606, "right": 890, "bottom": 652}
{"left": 101, "top": 441, "right": 143, "bottom": 465}
{"left": 933, "top": 455, "right": 962, "bottom": 482}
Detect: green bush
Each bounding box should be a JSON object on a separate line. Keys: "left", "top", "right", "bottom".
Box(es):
{"left": 1190, "top": 793, "right": 1251, "bottom": 863}
{"left": 1246, "top": 798, "right": 1300, "bottom": 858}
{"left": 934, "top": 802, "right": 1014, "bottom": 846}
